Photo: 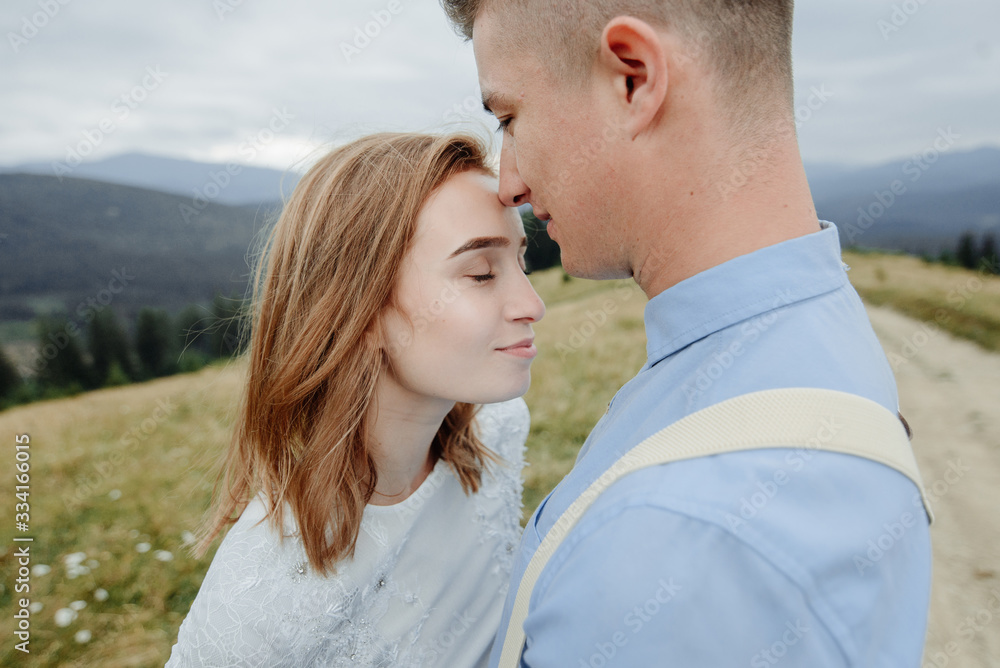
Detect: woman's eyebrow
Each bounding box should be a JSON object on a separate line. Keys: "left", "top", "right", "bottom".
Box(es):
{"left": 448, "top": 236, "right": 527, "bottom": 258}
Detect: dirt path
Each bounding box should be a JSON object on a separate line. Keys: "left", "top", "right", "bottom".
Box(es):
{"left": 865, "top": 303, "right": 1000, "bottom": 666}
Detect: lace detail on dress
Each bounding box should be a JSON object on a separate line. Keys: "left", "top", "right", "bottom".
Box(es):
{"left": 166, "top": 398, "right": 530, "bottom": 668}
{"left": 275, "top": 539, "right": 412, "bottom": 667}
{"left": 474, "top": 399, "right": 530, "bottom": 587}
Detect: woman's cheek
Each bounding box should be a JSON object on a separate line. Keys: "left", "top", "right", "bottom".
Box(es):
{"left": 452, "top": 293, "right": 495, "bottom": 334}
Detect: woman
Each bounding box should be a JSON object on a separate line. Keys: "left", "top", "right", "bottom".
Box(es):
{"left": 166, "top": 132, "right": 545, "bottom": 667}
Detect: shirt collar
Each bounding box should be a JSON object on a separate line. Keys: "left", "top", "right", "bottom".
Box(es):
{"left": 643, "top": 220, "right": 850, "bottom": 367}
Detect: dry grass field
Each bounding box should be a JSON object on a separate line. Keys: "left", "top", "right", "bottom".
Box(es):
{"left": 844, "top": 251, "right": 1000, "bottom": 352}
{"left": 0, "top": 251, "right": 997, "bottom": 666}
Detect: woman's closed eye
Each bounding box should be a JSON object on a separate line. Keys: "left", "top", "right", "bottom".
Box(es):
{"left": 495, "top": 118, "right": 512, "bottom": 135}
{"left": 469, "top": 266, "right": 530, "bottom": 283}
{"left": 469, "top": 272, "right": 496, "bottom": 283}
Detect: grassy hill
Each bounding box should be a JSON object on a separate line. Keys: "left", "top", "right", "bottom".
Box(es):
{"left": 0, "top": 253, "right": 997, "bottom": 666}
{"left": 843, "top": 250, "right": 1000, "bottom": 352}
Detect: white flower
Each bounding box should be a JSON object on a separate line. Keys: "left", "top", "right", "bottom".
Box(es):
{"left": 31, "top": 564, "right": 51, "bottom": 576}
{"left": 66, "top": 565, "right": 90, "bottom": 579}
{"left": 154, "top": 550, "right": 174, "bottom": 562}
{"left": 64, "top": 552, "right": 87, "bottom": 567}
{"left": 181, "top": 530, "right": 196, "bottom": 545}
{"left": 94, "top": 588, "right": 109, "bottom": 602}
{"left": 86, "top": 559, "right": 99, "bottom": 569}
{"left": 29, "top": 602, "right": 43, "bottom": 614}
{"left": 75, "top": 630, "right": 92, "bottom": 643}
{"left": 108, "top": 489, "right": 122, "bottom": 501}
{"left": 69, "top": 600, "right": 87, "bottom": 611}
{"left": 54, "top": 608, "right": 77, "bottom": 627}
{"left": 135, "top": 542, "right": 151, "bottom": 553}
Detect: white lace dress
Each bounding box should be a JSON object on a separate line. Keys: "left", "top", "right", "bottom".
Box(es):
{"left": 165, "top": 398, "right": 529, "bottom": 668}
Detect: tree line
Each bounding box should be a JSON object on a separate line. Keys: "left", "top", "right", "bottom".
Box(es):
{"left": 0, "top": 293, "right": 249, "bottom": 410}
{"left": 3, "top": 223, "right": 992, "bottom": 410}
{"left": 946, "top": 231, "right": 1000, "bottom": 273}
{"left": 0, "top": 212, "right": 562, "bottom": 410}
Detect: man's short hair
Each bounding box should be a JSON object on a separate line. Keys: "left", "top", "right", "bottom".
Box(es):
{"left": 441, "top": 0, "right": 795, "bottom": 132}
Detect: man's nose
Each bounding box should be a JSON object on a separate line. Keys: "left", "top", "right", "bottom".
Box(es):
{"left": 498, "top": 134, "right": 531, "bottom": 208}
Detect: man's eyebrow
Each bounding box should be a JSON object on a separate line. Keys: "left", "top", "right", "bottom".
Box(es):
{"left": 481, "top": 90, "right": 513, "bottom": 116}
{"left": 448, "top": 235, "right": 527, "bottom": 258}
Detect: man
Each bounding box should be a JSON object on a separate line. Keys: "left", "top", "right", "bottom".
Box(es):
{"left": 441, "top": 1, "right": 932, "bottom": 666}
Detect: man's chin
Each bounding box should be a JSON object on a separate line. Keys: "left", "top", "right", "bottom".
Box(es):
{"left": 544, "top": 218, "right": 558, "bottom": 243}
{"left": 559, "top": 255, "right": 592, "bottom": 281}
{"left": 561, "top": 253, "right": 633, "bottom": 283}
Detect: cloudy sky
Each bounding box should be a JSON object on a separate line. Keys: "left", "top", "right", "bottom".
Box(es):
{"left": 1, "top": 0, "right": 997, "bottom": 174}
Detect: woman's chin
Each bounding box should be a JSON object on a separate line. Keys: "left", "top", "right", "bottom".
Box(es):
{"left": 455, "top": 375, "right": 531, "bottom": 406}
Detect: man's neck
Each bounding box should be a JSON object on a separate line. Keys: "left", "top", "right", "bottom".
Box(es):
{"left": 631, "top": 127, "right": 820, "bottom": 300}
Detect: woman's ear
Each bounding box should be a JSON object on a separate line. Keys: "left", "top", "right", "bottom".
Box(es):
{"left": 597, "top": 16, "right": 669, "bottom": 139}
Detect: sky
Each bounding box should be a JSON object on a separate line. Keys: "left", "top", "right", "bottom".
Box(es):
{"left": 0, "top": 0, "right": 998, "bottom": 175}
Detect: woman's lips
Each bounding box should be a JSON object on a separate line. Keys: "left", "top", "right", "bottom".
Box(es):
{"left": 497, "top": 338, "right": 537, "bottom": 359}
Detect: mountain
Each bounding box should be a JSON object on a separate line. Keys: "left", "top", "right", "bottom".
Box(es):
{"left": 1, "top": 152, "right": 300, "bottom": 206}
{"left": 805, "top": 146, "right": 1000, "bottom": 255}
{"left": 0, "top": 146, "right": 997, "bottom": 341}
{"left": 0, "top": 173, "right": 277, "bottom": 324}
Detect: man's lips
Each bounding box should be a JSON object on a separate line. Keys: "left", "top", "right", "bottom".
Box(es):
{"left": 529, "top": 207, "right": 555, "bottom": 239}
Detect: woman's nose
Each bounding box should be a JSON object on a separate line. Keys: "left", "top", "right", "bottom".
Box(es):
{"left": 508, "top": 270, "right": 545, "bottom": 323}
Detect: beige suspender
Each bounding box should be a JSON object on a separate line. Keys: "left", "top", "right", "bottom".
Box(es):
{"left": 498, "top": 388, "right": 934, "bottom": 667}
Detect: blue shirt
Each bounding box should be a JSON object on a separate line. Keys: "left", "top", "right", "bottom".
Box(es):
{"left": 489, "top": 221, "right": 932, "bottom": 667}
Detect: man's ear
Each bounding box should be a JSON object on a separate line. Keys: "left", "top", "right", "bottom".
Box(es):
{"left": 597, "top": 16, "right": 668, "bottom": 139}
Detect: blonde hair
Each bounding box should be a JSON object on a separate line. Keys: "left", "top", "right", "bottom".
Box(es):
{"left": 196, "top": 132, "right": 498, "bottom": 575}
